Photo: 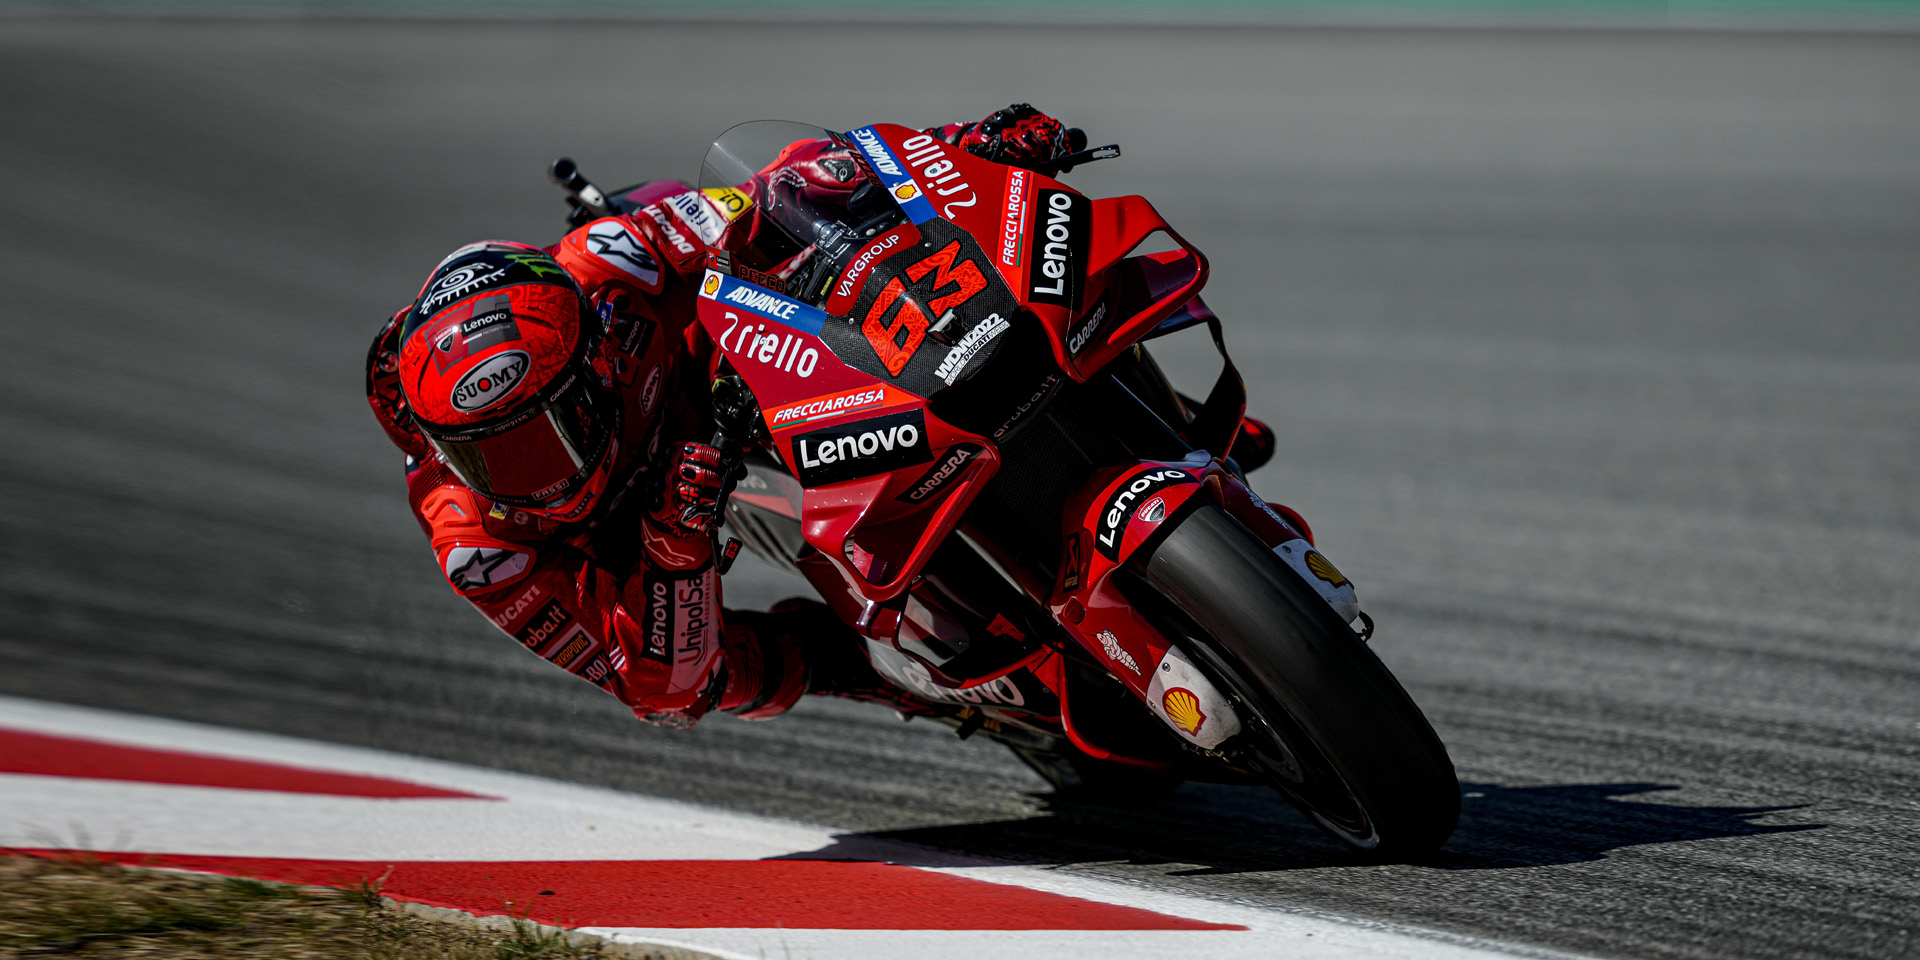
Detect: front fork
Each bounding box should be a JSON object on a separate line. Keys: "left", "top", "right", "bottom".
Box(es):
{"left": 1050, "top": 453, "right": 1366, "bottom": 751}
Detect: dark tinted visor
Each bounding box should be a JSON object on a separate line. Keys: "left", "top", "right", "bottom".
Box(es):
{"left": 426, "top": 374, "right": 617, "bottom": 508}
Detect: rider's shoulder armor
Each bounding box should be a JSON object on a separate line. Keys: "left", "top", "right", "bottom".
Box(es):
{"left": 409, "top": 458, "right": 555, "bottom": 598}
{"left": 553, "top": 212, "right": 676, "bottom": 298}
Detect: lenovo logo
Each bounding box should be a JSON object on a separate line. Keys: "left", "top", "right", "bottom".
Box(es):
{"left": 1028, "top": 189, "right": 1088, "bottom": 311}
{"left": 791, "top": 409, "right": 933, "bottom": 488}
{"left": 1093, "top": 468, "right": 1196, "bottom": 560}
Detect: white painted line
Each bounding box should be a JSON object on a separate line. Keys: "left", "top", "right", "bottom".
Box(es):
{"left": 0, "top": 696, "right": 1563, "bottom": 959}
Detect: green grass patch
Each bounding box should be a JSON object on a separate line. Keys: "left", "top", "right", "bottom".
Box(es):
{"left": 0, "top": 853, "right": 610, "bottom": 959}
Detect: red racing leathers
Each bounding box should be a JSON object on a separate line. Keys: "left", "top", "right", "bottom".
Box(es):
{"left": 369, "top": 185, "right": 815, "bottom": 727}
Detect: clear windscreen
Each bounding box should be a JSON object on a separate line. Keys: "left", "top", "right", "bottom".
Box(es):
{"left": 697, "top": 120, "right": 908, "bottom": 307}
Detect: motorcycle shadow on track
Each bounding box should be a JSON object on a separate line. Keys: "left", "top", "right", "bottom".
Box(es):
{"left": 768, "top": 781, "right": 1822, "bottom": 874}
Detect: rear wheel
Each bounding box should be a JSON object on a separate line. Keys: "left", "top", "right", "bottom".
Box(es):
{"left": 1133, "top": 506, "right": 1460, "bottom": 857}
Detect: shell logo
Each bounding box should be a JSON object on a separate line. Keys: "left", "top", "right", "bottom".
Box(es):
{"left": 702, "top": 274, "right": 721, "bottom": 296}
{"left": 894, "top": 183, "right": 920, "bottom": 201}
{"left": 1305, "top": 550, "right": 1349, "bottom": 588}
{"left": 1162, "top": 687, "right": 1206, "bottom": 735}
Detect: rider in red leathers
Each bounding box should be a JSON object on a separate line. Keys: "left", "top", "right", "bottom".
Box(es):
{"left": 365, "top": 106, "right": 1276, "bottom": 729}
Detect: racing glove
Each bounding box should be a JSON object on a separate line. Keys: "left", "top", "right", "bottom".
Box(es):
{"left": 948, "top": 104, "right": 1088, "bottom": 174}
{"left": 650, "top": 442, "right": 726, "bottom": 536}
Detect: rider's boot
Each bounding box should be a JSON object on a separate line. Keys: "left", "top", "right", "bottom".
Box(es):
{"left": 716, "top": 599, "right": 921, "bottom": 719}
{"left": 714, "top": 609, "right": 809, "bottom": 720}
{"left": 773, "top": 598, "right": 929, "bottom": 712}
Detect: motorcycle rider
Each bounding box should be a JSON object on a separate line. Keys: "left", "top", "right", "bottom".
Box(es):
{"left": 365, "top": 105, "right": 1278, "bottom": 729}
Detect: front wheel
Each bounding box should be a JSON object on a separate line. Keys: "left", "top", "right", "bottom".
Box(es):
{"left": 1132, "top": 505, "right": 1460, "bottom": 858}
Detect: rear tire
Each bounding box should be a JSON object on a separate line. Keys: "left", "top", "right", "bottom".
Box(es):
{"left": 1136, "top": 505, "right": 1460, "bottom": 858}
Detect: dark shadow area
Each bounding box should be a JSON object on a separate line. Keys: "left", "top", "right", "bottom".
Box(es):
{"left": 770, "top": 780, "right": 1823, "bottom": 875}
{"left": 1434, "top": 781, "right": 1821, "bottom": 870}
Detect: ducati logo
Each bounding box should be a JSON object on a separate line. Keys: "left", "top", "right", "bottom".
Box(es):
{"left": 488, "top": 582, "right": 545, "bottom": 628}
{"left": 1093, "top": 468, "right": 1197, "bottom": 561}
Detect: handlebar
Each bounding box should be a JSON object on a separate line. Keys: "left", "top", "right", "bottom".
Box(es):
{"left": 549, "top": 157, "right": 612, "bottom": 227}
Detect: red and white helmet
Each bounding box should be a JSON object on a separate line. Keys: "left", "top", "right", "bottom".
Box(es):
{"left": 397, "top": 242, "right": 619, "bottom": 521}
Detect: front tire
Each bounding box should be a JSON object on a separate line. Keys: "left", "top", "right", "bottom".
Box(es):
{"left": 1135, "top": 505, "right": 1460, "bottom": 858}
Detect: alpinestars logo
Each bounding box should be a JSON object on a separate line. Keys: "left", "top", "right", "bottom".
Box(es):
{"left": 1093, "top": 468, "right": 1197, "bottom": 560}
{"left": 584, "top": 221, "right": 660, "bottom": 287}
{"left": 791, "top": 409, "right": 932, "bottom": 488}
{"left": 444, "top": 546, "right": 530, "bottom": 593}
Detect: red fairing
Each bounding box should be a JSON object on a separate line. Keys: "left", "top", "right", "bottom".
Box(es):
{"left": 696, "top": 278, "right": 1002, "bottom": 604}
{"left": 1046, "top": 457, "right": 1303, "bottom": 702}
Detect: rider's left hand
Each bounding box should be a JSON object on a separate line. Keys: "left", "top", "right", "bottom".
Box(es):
{"left": 959, "top": 104, "right": 1086, "bottom": 173}
{"left": 651, "top": 442, "right": 726, "bottom": 536}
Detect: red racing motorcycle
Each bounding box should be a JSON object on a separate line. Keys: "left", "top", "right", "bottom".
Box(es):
{"left": 561, "top": 121, "right": 1459, "bottom": 858}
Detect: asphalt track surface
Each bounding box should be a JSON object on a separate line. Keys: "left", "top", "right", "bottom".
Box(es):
{"left": 2, "top": 16, "right": 1918, "bottom": 960}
